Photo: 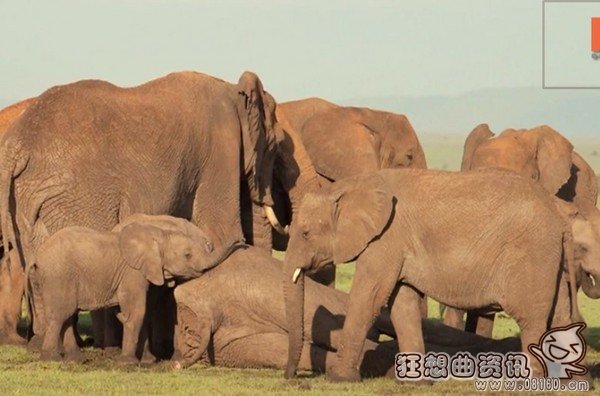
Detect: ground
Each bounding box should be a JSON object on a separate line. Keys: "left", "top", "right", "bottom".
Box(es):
{"left": 1, "top": 134, "right": 599, "bottom": 394}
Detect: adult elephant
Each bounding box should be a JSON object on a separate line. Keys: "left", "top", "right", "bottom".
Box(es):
{"left": 0, "top": 71, "right": 281, "bottom": 343}
{"left": 445, "top": 124, "right": 600, "bottom": 334}
{"left": 0, "top": 98, "right": 36, "bottom": 344}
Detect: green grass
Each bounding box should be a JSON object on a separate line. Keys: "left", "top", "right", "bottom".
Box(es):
{"left": 0, "top": 263, "right": 597, "bottom": 395}
{"left": 1, "top": 136, "right": 600, "bottom": 394}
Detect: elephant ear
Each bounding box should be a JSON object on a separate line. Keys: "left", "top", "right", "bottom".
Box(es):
{"left": 237, "top": 71, "right": 277, "bottom": 205}
{"left": 461, "top": 124, "right": 494, "bottom": 171}
{"left": 535, "top": 126, "right": 574, "bottom": 195}
{"left": 119, "top": 223, "right": 165, "bottom": 286}
{"left": 332, "top": 186, "right": 395, "bottom": 264}
{"left": 569, "top": 151, "right": 598, "bottom": 217}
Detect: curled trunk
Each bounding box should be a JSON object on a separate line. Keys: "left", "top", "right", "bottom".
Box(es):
{"left": 283, "top": 263, "right": 304, "bottom": 379}
{"left": 190, "top": 239, "right": 246, "bottom": 277}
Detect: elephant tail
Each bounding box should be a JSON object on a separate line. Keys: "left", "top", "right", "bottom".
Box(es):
{"left": 25, "top": 261, "right": 43, "bottom": 339}
{"left": 563, "top": 231, "right": 583, "bottom": 323}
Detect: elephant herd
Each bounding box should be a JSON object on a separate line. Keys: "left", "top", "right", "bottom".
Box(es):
{"left": 0, "top": 70, "right": 597, "bottom": 385}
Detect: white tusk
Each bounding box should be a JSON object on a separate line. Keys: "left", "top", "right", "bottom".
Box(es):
{"left": 292, "top": 268, "right": 302, "bottom": 283}
{"left": 264, "top": 205, "right": 288, "bottom": 235}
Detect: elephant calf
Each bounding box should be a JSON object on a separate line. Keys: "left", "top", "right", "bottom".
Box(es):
{"left": 283, "top": 168, "right": 586, "bottom": 382}
{"left": 30, "top": 215, "right": 243, "bottom": 363}
{"left": 172, "top": 246, "right": 519, "bottom": 376}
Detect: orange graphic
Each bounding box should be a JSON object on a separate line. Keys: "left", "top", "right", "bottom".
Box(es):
{"left": 593, "top": 17, "right": 600, "bottom": 52}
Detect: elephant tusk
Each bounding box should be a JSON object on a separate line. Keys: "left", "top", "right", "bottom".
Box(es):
{"left": 264, "top": 205, "right": 289, "bottom": 235}
{"left": 292, "top": 268, "right": 302, "bottom": 283}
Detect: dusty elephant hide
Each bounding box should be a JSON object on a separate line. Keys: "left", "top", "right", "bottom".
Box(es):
{"left": 173, "top": 247, "right": 519, "bottom": 377}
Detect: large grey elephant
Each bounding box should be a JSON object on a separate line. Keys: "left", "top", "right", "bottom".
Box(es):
{"left": 0, "top": 71, "right": 281, "bottom": 343}
{"left": 282, "top": 169, "right": 584, "bottom": 382}
{"left": 30, "top": 215, "right": 243, "bottom": 363}
{"left": 173, "top": 246, "right": 520, "bottom": 375}
{"left": 445, "top": 124, "right": 600, "bottom": 335}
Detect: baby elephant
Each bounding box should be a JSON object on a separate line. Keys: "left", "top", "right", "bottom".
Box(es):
{"left": 30, "top": 216, "right": 243, "bottom": 363}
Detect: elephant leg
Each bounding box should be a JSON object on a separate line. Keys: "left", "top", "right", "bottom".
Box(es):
{"left": 41, "top": 319, "right": 64, "bottom": 361}
{"left": 0, "top": 259, "right": 25, "bottom": 345}
{"left": 327, "top": 260, "right": 401, "bottom": 382}
{"left": 116, "top": 292, "right": 147, "bottom": 364}
{"left": 443, "top": 307, "right": 465, "bottom": 330}
{"left": 390, "top": 284, "right": 425, "bottom": 355}
{"left": 309, "top": 266, "right": 336, "bottom": 288}
{"left": 214, "top": 332, "right": 337, "bottom": 373}
{"left": 63, "top": 315, "right": 83, "bottom": 362}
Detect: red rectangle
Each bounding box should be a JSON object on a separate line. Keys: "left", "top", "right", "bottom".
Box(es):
{"left": 593, "top": 17, "right": 600, "bottom": 52}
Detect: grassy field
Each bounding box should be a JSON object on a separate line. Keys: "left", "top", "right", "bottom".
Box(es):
{"left": 1, "top": 134, "right": 599, "bottom": 394}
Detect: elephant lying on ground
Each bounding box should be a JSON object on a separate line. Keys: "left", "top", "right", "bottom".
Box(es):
{"left": 283, "top": 168, "right": 586, "bottom": 382}
{"left": 0, "top": 71, "right": 281, "bottom": 345}
{"left": 30, "top": 215, "right": 244, "bottom": 363}
{"left": 173, "top": 246, "right": 520, "bottom": 375}
{"left": 445, "top": 125, "right": 600, "bottom": 335}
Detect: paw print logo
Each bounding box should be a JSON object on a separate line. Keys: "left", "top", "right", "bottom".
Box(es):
{"left": 528, "top": 323, "right": 588, "bottom": 379}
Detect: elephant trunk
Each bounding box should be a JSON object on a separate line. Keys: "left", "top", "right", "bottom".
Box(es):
{"left": 581, "top": 271, "right": 600, "bottom": 299}
{"left": 191, "top": 239, "right": 246, "bottom": 277}
{"left": 283, "top": 262, "right": 304, "bottom": 379}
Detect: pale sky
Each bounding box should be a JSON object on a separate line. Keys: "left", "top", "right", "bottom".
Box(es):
{"left": 0, "top": 0, "right": 569, "bottom": 102}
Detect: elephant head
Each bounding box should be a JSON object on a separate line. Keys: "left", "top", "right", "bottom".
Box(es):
{"left": 360, "top": 110, "right": 428, "bottom": 170}
{"left": 462, "top": 124, "right": 574, "bottom": 195}
{"left": 555, "top": 200, "right": 600, "bottom": 299}
{"left": 119, "top": 223, "right": 244, "bottom": 286}
{"left": 283, "top": 177, "right": 394, "bottom": 378}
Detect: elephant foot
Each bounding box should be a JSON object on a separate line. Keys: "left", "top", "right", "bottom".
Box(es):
{"left": 0, "top": 331, "right": 26, "bottom": 346}
{"left": 172, "top": 360, "right": 188, "bottom": 370}
{"left": 326, "top": 366, "right": 362, "bottom": 383}
{"left": 140, "top": 352, "right": 157, "bottom": 365}
{"left": 64, "top": 348, "right": 84, "bottom": 363}
{"left": 116, "top": 355, "right": 139, "bottom": 366}
{"left": 40, "top": 350, "right": 63, "bottom": 362}
{"left": 27, "top": 334, "right": 44, "bottom": 351}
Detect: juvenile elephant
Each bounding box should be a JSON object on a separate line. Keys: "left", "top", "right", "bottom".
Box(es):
{"left": 283, "top": 169, "right": 584, "bottom": 382}
{"left": 30, "top": 216, "right": 243, "bottom": 363}
{"left": 445, "top": 125, "right": 600, "bottom": 335}
{"left": 173, "top": 246, "right": 520, "bottom": 375}
{"left": 0, "top": 71, "right": 281, "bottom": 342}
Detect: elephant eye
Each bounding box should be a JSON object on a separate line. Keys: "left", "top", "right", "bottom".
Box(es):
{"left": 302, "top": 231, "right": 310, "bottom": 239}
{"left": 184, "top": 252, "right": 193, "bottom": 260}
